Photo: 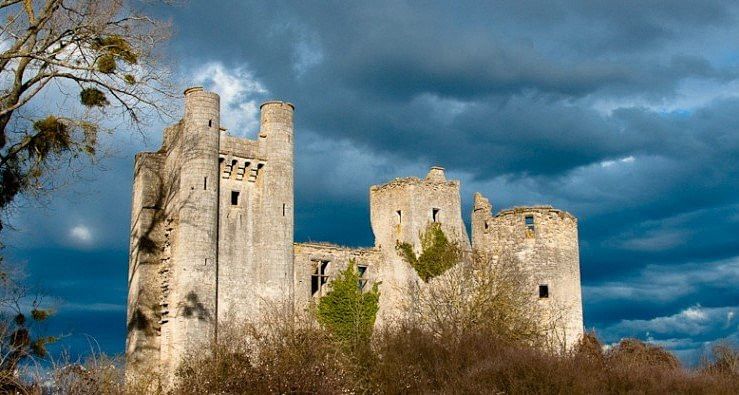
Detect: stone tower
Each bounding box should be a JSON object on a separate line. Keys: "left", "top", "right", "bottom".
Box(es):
{"left": 253, "top": 101, "right": 295, "bottom": 309}
{"left": 127, "top": 89, "right": 584, "bottom": 387}
{"left": 215, "top": 101, "right": 294, "bottom": 324}
{"left": 471, "top": 193, "right": 583, "bottom": 349}
{"left": 368, "top": 167, "right": 471, "bottom": 323}
{"left": 126, "top": 88, "right": 296, "bottom": 386}
{"left": 161, "top": 87, "right": 220, "bottom": 379}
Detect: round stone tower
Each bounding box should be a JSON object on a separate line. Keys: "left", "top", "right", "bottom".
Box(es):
{"left": 164, "top": 86, "right": 220, "bottom": 379}
{"left": 472, "top": 199, "right": 583, "bottom": 349}
{"left": 254, "top": 101, "right": 295, "bottom": 310}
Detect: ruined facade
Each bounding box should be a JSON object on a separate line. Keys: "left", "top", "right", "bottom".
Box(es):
{"left": 126, "top": 88, "right": 583, "bottom": 383}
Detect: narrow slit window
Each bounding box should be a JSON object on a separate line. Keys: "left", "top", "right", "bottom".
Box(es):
{"left": 231, "top": 191, "right": 240, "bottom": 206}
{"left": 357, "top": 265, "right": 368, "bottom": 290}
{"left": 203, "top": 177, "right": 207, "bottom": 190}
{"left": 432, "top": 208, "right": 440, "bottom": 222}
{"left": 282, "top": 203, "right": 286, "bottom": 216}
{"left": 525, "top": 215, "right": 535, "bottom": 237}
{"left": 396, "top": 210, "right": 402, "bottom": 224}
{"left": 539, "top": 284, "right": 549, "bottom": 298}
{"left": 208, "top": 119, "right": 212, "bottom": 127}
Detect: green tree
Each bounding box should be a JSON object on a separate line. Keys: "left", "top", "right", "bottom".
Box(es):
{"left": 316, "top": 260, "right": 380, "bottom": 349}
{"left": 397, "top": 222, "right": 460, "bottom": 282}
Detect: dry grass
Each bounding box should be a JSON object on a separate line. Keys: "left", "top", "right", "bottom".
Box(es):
{"left": 7, "top": 318, "right": 738, "bottom": 394}
{"left": 167, "top": 316, "right": 739, "bottom": 395}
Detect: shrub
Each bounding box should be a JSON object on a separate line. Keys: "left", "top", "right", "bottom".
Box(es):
{"left": 701, "top": 341, "right": 739, "bottom": 376}
{"left": 316, "top": 260, "right": 380, "bottom": 350}
{"left": 175, "top": 314, "right": 354, "bottom": 394}
{"left": 397, "top": 222, "right": 460, "bottom": 282}
{"left": 607, "top": 338, "right": 681, "bottom": 370}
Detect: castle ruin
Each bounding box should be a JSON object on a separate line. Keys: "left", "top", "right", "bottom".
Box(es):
{"left": 126, "top": 87, "right": 583, "bottom": 383}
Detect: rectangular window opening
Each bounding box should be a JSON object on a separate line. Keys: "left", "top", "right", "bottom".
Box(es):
{"left": 231, "top": 191, "right": 240, "bottom": 206}
{"left": 525, "top": 215, "right": 535, "bottom": 237}
{"left": 396, "top": 210, "right": 402, "bottom": 224}
{"left": 283, "top": 203, "right": 286, "bottom": 216}
{"left": 357, "top": 264, "right": 368, "bottom": 290}
{"left": 311, "top": 274, "right": 319, "bottom": 296}
{"left": 539, "top": 284, "right": 549, "bottom": 299}
{"left": 312, "top": 260, "right": 331, "bottom": 297}
{"left": 432, "top": 208, "right": 440, "bottom": 222}
{"left": 208, "top": 119, "right": 212, "bottom": 127}
{"left": 203, "top": 177, "right": 207, "bottom": 190}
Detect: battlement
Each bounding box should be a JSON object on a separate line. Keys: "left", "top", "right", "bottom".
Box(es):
{"left": 260, "top": 100, "right": 295, "bottom": 110}
{"left": 371, "top": 167, "right": 459, "bottom": 193}
{"left": 494, "top": 205, "right": 577, "bottom": 222}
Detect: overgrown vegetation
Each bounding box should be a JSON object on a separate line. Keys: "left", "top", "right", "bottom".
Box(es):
{"left": 315, "top": 260, "right": 380, "bottom": 350}
{"left": 397, "top": 222, "right": 461, "bottom": 282}
{"left": 2, "top": 311, "right": 737, "bottom": 393}
{"left": 415, "top": 250, "right": 553, "bottom": 346}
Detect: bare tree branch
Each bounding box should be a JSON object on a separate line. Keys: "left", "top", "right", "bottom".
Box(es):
{"left": 0, "top": 0, "right": 175, "bottom": 231}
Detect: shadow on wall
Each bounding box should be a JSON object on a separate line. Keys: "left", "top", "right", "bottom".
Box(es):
{"left": 180, "top": 291, "right": 211, "bottom": 321}
{"left": 127, "top": 122, "right": 214, "bottom": 338}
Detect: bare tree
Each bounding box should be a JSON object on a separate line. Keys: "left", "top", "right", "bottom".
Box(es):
{"left": 0, "top": 0, "right": 174, "bottom": 230}
{"left": 0, "top": 260, "right": 55, "bottom": 392}
{"left": 413, "top": 247, "right": 558, "bottom": 347}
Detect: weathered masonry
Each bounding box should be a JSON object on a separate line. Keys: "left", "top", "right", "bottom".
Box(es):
{"left": 126, "top": 87, "right": 583, "bottom": 384}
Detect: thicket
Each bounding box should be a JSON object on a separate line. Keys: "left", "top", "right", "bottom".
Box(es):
{"left": 174, "top": 324, "right": 737, "bottom": 395}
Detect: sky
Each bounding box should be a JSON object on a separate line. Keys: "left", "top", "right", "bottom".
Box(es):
{"left": 3, "top": 0, "right": 739, "bottom": 364}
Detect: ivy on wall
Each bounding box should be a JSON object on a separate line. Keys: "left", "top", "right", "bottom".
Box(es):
{"left": 397, "top": 222, "right": 460, "bottom": 282}
{"left": 316, "top": 260, "right": 380, "bottom": 348}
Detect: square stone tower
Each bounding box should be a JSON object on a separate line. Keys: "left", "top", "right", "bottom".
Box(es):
{"left": 126, "top": 88, "right": 295, "bottom": 385}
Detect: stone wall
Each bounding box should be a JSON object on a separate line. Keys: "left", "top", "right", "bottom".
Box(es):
{"left": 471, "top": 193, "right": 583, "bottom": 349}
{"left": 293, "top": 243, "right": 382, "bottom": 309}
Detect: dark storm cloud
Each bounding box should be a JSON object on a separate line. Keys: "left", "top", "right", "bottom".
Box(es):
{"left": 5, "top": 0, "right": 739, "bottom": 359}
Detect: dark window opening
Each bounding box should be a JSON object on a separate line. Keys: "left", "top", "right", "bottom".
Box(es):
{"left": 208, "top": 119, "right": 212, "bottom": 127}
{"left": 432, "top": 208, "right": 440, "bottom": 222}
{"left": 203, "top": 177, "right": 207, "bottom": 190}
{"left": 311, "top": 260, "right": 330, "bottom": 297}
{"left": 484, "top": 221, "right": 489, "bottom": 230}
{"left": 539, "top": 284, "right": 549, "bottom": 298}
{"left": 396, "top": 210, "right": 402, "bottom": 224}
{"left": 357, "top": 265, "right": 368, "bottom": 290}
{"left": 231, "top": 191, "right": 240, "bottom": 205}
{"left": 311, "top": 274, "right": 319, "bottom": 295}
{"left": 282, "top": 203, "right": 286, "bottom": 216}
{"left": 525, "top": 215, "right": 535, "bottom": 237}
